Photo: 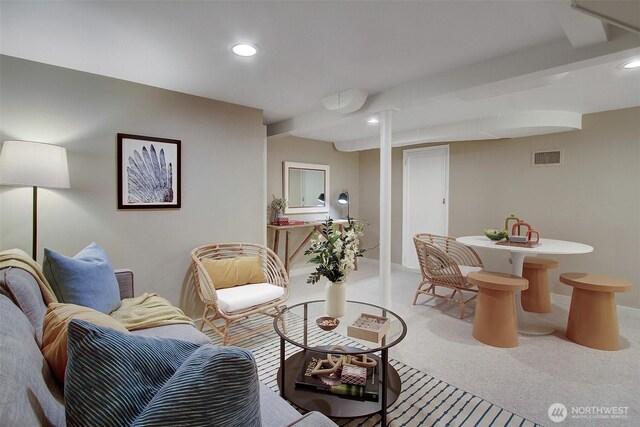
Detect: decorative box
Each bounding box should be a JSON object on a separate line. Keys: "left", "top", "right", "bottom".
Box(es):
{"left": 340, "top": 363, "right": 367, "bottom": 386}
{"left": 347, "top": 313, "right": 390, "bottom": 343}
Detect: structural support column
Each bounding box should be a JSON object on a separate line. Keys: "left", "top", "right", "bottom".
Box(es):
{"left": 379, "top": 110, "right": 392, "bottom": 308}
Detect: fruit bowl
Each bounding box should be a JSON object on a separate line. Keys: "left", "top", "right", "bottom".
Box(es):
{"left": 483, "top": 228, "right": 508, "bottom": 241}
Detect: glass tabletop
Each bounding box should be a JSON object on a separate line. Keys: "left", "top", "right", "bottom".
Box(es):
{"left": 273, "top": 300, "right": 407, "bottom": 354}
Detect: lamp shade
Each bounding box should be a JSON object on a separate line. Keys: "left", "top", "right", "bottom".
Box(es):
{"left": 317, "top": 193, "right": 325, "bottom": 203}
{"left": 338, "top": 192, "right": 349, "bottom": 205}
{"left": 0, "top": 141, "right": 70, "bottom": 188}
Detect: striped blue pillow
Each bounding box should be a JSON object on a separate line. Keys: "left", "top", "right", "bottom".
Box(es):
{"left": 65, "top": 319, "right": 261, "bottom": 427}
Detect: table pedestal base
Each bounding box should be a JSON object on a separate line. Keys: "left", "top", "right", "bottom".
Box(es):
{"left": 511, "top": 252, "right": 556, "bottom": 336}
{"left": 515, "top": 293, "right": 556, "bottom": 335}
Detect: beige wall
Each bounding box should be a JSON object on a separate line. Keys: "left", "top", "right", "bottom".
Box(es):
{"left": 359, "top": 107, "right": 640, "bottom": 309}
{"left": 0, "top": 55, "right": 266, "bottom": 318}
{"left": 267, "top": 136, "right": 359, "bottom": 272}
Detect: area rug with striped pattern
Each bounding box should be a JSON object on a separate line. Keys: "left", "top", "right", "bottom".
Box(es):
{"left": 204, "top": 316, "right": 540, "bottom": 427}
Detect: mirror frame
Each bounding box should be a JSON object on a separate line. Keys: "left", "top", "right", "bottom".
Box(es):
{"left": 283, "top": 161, "right": 330, "bottom": 214}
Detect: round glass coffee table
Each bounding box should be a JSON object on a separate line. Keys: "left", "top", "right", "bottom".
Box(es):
{"left": 273, "top": 300, "right": 407, "bottom": 426}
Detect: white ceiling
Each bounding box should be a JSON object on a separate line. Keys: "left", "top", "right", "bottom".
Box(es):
{"left": 1, "top": 1, "right": 639, "bottom": 150}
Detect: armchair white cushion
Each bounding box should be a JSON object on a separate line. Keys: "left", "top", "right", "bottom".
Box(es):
{"left": 217, "top": 283, "right": 285, "bottom": 313}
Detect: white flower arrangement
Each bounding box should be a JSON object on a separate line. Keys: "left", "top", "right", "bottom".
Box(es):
{"left": 305, "top": 218, "right": 365, "bottom": 285}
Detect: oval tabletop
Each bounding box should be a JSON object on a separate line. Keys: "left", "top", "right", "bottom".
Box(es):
{"left": 456, "top": 235, "right": 594, "bottom": 255}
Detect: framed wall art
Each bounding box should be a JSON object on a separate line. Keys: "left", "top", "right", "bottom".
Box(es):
{"left": 117, "top": 133, "right": 181, "bottom": 209}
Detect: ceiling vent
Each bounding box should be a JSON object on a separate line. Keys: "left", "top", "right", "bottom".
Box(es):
{"left": 532, "top": 149, "right": 563, "bottom": 167}
{"left": 322, "top": 89, "right": 368, "bottom": 113}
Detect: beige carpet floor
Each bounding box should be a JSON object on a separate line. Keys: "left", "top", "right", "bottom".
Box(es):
{"left": 204, "top": 262, "right": 639, "bottom": 426}
{"left": 287, "top": 262, "right": 639, "bottom": 426}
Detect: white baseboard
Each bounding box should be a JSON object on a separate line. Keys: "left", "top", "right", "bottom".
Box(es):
{"left": 289, "top": 257, "right": 420, "bottom": 276}
{"left": 288, "top": 265, "right": 317, "bottom": 278}
{"left": 359, "top": 257, "right": 419, "bottom": 274}
{"left": 551, "top": 293, "right": 640, "bottom": 319}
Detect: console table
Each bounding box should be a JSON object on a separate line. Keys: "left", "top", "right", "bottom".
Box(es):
{"left": 267, "top": 219, "right": 356, "bottom": 273}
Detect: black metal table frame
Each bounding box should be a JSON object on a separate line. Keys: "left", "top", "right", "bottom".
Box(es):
{"left": 274, "top": 300, "right": 408, "bottom": 426}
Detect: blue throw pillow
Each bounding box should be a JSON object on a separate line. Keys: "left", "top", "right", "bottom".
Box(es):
{"left": 43, "top": 242, "right": 121, "bottom": 314}
{"left": 65, "top": 319, "right": 261, "bottom": 427}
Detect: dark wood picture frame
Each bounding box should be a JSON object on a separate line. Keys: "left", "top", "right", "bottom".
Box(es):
{"left": 117, "top": 133, "right": 181, "bottom": 209}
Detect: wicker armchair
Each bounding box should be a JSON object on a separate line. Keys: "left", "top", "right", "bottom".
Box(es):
{"left": 413, "top": 233, "right": 484, "bottom": 319}
{"left": 191, "top": 243, "right": 289, "bottom": 345}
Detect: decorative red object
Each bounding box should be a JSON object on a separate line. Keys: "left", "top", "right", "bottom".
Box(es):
{"left": 527, "top": 229, "right": 540, "bottom": 243}
{"left": 511, "top": 221, "right": 531, "bottom": 236}
{"left": 510, "top": 221, "right": 541, "bottom": 244}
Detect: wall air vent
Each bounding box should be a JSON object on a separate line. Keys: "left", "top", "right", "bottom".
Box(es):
{"left": 532, "top": 149, "right": 563, "bottom": 167}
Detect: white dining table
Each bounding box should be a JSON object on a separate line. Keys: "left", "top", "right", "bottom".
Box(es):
{"left": 456, "top": 235, "right": 593, "bottom": 335}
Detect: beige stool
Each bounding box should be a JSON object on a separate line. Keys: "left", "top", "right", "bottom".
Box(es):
{"left": 468, "top": 271, "right": 529, "bottom": 348}
{"left": 521, "top": 257, "right": 558, "bottom": 313}
{"left": 559, "top": 273, "right": 632, "bottom": 351}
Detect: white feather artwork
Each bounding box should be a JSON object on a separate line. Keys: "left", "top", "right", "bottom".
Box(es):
{"left": 126, "top": 144, "right": 174, "bottom": 203}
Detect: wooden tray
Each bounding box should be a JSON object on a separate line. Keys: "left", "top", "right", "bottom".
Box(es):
{"left": 495, "top": 240, "right": 540, "bottom": 248}
{"left": 347, "top": 313, "right": 390, "bottom": 343}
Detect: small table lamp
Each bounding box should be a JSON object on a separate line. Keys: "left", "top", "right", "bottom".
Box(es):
{"left": 338, "top": 191, "right": 350, "bottom": 220}
{"left": 0, "top": 141, "right": 70, "bottom": 260}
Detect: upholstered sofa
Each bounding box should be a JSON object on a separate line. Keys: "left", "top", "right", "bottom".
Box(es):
{"left": 0, "top": 265, "right": 336, "bottom": 427}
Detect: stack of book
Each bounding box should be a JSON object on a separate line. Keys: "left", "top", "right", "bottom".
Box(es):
{"left": 294, "top": 351, "right": 379, "bottom": 402}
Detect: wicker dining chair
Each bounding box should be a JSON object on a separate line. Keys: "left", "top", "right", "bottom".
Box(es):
{"left": 413, "top": 233, "right": 484, "bottom": 319}
{"left": 191, "top": 242, "right": 289, "bottom": 345}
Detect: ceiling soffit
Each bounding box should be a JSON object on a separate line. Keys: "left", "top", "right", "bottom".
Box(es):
{"left": 268, "top": 31, "right": 640, "bottom": 152}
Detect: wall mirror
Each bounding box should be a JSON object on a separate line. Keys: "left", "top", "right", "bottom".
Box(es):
{"left": 283, "top": 161, "right": 330, "bottom": 214}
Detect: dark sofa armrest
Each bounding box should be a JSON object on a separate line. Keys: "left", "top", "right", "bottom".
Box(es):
{"left": 114, "top": 269, "right": 134, "bottom": 299}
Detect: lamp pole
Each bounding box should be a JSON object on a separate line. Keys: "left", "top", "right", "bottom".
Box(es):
{"left": 346, "top": 192, "right": 350, "bottom": 221}
{"left": 32, "top": 186, "right": 38, "bottom": 260}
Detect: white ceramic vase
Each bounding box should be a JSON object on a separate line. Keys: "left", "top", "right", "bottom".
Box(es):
{"left": 325, "top": 279, "right": 347, "bottom": 318}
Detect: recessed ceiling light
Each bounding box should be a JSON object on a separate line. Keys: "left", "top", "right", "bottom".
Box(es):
{"left": 232, "top": 43, "right": 258, "bottom": 57}
{"left": 367, "top": 117, "right": 379, "bottom": 124}
{"left": 622, "top": 59, "right": 640, "bottom": 69}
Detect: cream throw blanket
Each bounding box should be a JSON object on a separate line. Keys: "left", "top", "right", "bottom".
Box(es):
{"left": 110, "top": 293, "right": 193, "bottom": 330}
{"left": 0, "top": 248, "right": 193, "bottom": 330}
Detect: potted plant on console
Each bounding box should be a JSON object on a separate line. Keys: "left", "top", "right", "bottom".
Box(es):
{"left": 271, "top": 195, "right": 288, "bottom": 225}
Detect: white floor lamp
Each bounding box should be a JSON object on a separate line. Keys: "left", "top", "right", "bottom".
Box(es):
{"left": 0, "top": 140, "right": 70, "bottom": 260}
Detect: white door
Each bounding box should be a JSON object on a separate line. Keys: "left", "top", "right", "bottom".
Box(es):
{"left": 402, "top": 145, "right": 449, "bottom": 269}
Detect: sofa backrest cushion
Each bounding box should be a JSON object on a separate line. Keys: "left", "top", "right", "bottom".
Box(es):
{"left": 0, "top": 267, "right": 48, "bottom": 345}
{"left": 42, "top": 303, "right": 130, "bottom": 385}
{"left": 43, "top": 242, "right": 121, "bottom": 314}
{"left": 65, "top": 320, "right": 261, "bottom": 427}
{"left": 0, "top": 295, "right": 65, "bottom": 427}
